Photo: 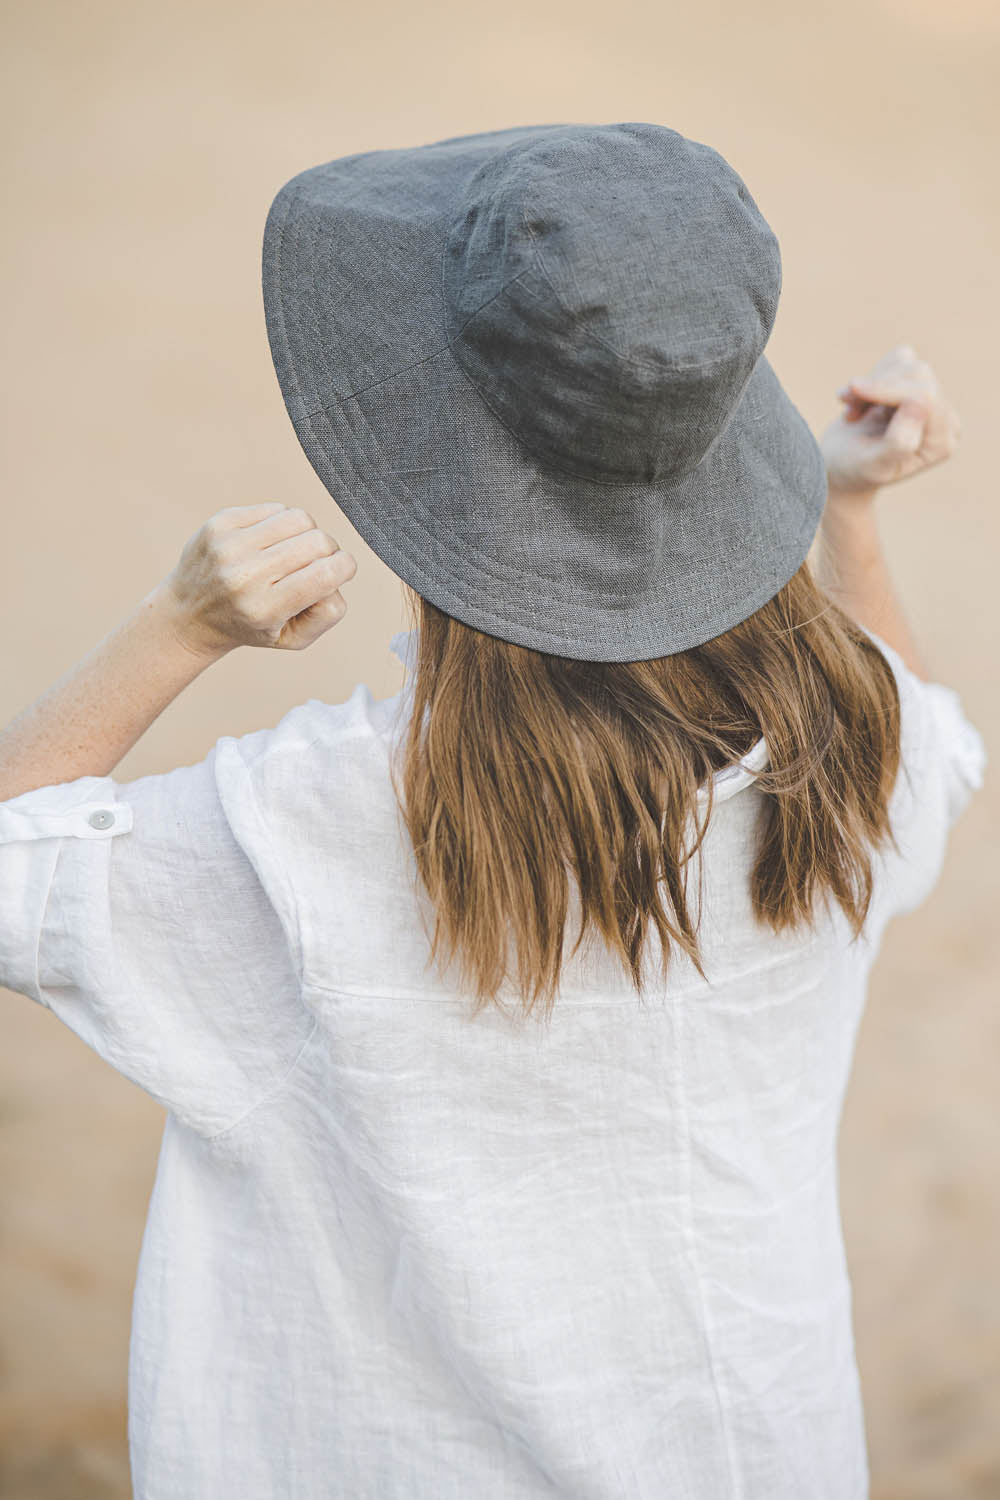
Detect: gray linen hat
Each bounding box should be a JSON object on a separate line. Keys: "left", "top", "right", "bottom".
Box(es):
{"left": 261, "top": 120, "right": 828, "bottom": 662}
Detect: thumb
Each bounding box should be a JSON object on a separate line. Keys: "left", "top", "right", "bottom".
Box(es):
{"left": 275, "top": 590, "right": 348, "bottom": 650}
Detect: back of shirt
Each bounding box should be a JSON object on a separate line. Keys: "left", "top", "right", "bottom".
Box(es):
{"left": 0, "top": 625, "right": 986, "bottom": 1499}
{"left": 198, "top": 625, "right": 985, "bottom": 1496}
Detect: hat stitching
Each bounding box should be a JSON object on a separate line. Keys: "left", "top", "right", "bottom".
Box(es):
{"left": 302, "top": 312, "right": 818, "bottom": 623}
{"left": 287, "top": 196, "right": 758, "bottom": 495}
{"left": 267, "top": 186, "right": 614, "bottom": 624}
{"left": 287, "top": 280, "right": 818, "bottom": 622}
{"left": 521, "top": 210, "right": 746, "bottom": 379}
{"left": 433, "top": 219, "right": 761, "bottom": 490}
{"left": 302, "top": 399, "right": 821, "bottom": 648}
{"left": 436, "top": 235, "right": 691, "bottom": 492}
{"left": 262, "top": 136, "right": 826, "bottom": 656}
{"left": 297, "top": 269, "right": 535, "bottom": 422}
{"left": 308, "top": 404, "right": 647, "bottom": 621}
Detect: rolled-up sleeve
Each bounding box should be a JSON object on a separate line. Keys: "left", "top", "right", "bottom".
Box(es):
{"left": 0, "top": 730, "right": 315, "bottom": 1139}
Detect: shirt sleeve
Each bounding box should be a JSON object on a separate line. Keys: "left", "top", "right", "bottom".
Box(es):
{"left": 0, "top": 717, "right": 317, "bottom": 1139}
{"left": 862, "top": 628, "right": 988, "bottom": 924}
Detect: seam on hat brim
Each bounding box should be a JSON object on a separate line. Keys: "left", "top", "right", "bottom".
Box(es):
{"left": 263, "top": 177, "right": 825, "bottom": 656}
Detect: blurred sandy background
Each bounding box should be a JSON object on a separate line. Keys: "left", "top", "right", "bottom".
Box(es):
{"left": 0, "top": 0, "right": 997, "bottom": 1494}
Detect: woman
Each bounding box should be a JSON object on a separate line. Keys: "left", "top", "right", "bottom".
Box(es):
{"left": 0, "top": 123, "right": 986, "bottom": 1498}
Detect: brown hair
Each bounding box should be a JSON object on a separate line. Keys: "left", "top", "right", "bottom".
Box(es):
{"left": 388, "top": 557, "right": 901, "bottom": 1022}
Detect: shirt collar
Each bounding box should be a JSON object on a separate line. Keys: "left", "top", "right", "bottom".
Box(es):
{"left": 389, "top": 629, "right": 418, "bottom": 667}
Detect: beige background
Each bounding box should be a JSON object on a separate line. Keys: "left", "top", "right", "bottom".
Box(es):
{"left": 1, "top": 0, "right": 998, "bottom": 1495}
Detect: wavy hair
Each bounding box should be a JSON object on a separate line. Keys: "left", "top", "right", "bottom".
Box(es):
{"left": 388, "top": 556, "right": 902, "bottom": 1022}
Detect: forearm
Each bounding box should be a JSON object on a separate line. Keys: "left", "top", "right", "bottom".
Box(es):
{"left": 816, "top": 486, "right": 931, "bottom": 682}
{"left": 0, "top": 582, "right": 232, "bottom": 802}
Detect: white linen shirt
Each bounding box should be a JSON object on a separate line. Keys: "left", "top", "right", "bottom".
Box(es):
{"left": 0, "top": 626, "right": 987, "bottom": 1500}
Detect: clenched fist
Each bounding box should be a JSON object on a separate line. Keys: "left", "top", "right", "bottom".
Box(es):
{"left": 162, "top": 502, "right": 358, "bottom": 657}
{"left": 819, "top": 343, "right": 962, "bottom": 494}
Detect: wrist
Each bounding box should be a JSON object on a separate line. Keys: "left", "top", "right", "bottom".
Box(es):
{"left": 822, "top": 484, "right": 882, "bottom": 548}
{"left": 818, "top": 482, "right": 885, "bottom": 575}
{"left": 824, "top": 478, "right": 880, "bottom": 510}
{"left": 144, "top": 580, "right": 235, "bottom": 665}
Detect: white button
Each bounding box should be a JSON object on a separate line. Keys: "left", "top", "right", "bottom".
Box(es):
{"left": 88, "top": 809, "right": 115, "bottom": 830}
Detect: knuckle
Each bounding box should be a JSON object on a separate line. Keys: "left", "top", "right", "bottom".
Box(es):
{"left": 206, "top": 530, "right": 236, "bottom": 564}
{"left": 207, "top": 508, "right": 246, "bottom": 537}
{"left": 218, "top": 559, "right": 250, "bottom": 590}
{"left": 290, "top": 507, "right": 314, "bottom": 530}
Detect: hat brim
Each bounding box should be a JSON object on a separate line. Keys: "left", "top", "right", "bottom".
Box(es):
{"left": 262, "top": 130, "right": 828, "bottom": 662}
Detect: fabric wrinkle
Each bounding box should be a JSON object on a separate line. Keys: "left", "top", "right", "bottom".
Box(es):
{"left": 0, "top": 625, "right": 986, "bottom": 1497}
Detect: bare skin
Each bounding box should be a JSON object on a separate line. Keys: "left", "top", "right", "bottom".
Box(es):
{"left": 0, "top": 504, "right": 357, "bottom": 801}
{"left": 0, "top": 345, "right": 961, "bottom": 801}
{"left": 815, "top": 342, "right": 962, "bottom": 682}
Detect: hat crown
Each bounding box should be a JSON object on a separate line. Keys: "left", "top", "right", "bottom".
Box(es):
{"left": 442, "top": 123, "right": 782, "bottom": 485}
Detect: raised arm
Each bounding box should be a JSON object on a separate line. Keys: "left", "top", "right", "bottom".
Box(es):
{"left": 0, "top": 502, "right": 357, "bottom": 802}
{"left": 0, "top": 585, "right": 229, "bottom": 802}
{"left": 816, "top": 485, "right": 931, "bottom": 682}
{"left": 813, "top": 343, "right": 962, "bottom": 684}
